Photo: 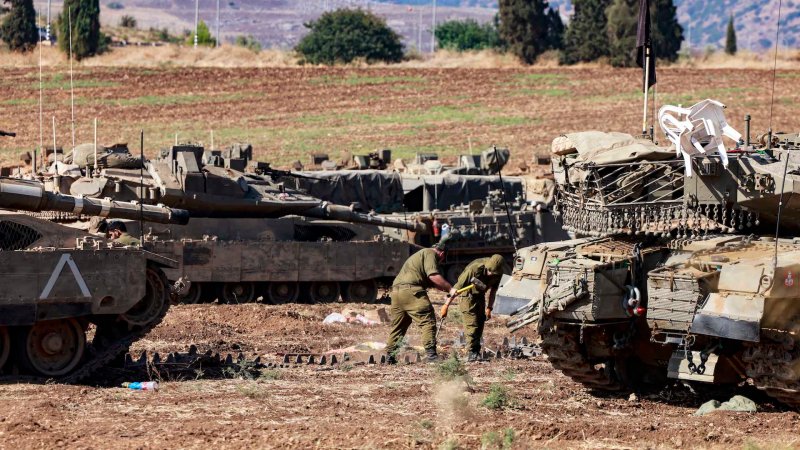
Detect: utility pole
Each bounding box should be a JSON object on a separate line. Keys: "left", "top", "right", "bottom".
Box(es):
{"left": 418, "top": 6, "right": 423, "bottom": 51}
{"left": 46, "top": 0, "right": 51, "bottom": 41}
{"left": 430, "top": 0, "right": 437, "bottom": 54}
{"left": 194, "top": 0, "right": 199, "bottom": 48}
{"left": 215, "top": 0, "right": 220, "bottom": 47}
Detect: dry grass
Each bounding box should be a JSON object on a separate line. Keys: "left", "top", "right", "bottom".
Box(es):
{"left": 5, "top": 44, "right": 799, "bottom": 70}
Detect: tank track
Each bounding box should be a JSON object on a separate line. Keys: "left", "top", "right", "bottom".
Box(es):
{"left": 743, "top": 330, "right": 800, "bottom": 408}
{"left": 0, "top": 269, "right": 171, "bottom": 384}
{"left": 540, "top": 325, "right": 624, "bottom": 391}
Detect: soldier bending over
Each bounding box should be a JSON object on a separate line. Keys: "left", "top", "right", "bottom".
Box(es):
{"left": 386, "top": 240, "right": 453, "bottom": 363}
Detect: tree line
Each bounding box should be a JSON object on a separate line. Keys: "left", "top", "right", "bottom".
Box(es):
{"left": 0, "top": 0, "right": 692, "bottom": 66}
{"left": 296, "top": 0, "right": 684, "bottom": 66}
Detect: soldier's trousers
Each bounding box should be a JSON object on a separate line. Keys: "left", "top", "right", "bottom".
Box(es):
{"left": 460, "top": 294, "right": 486, "bottom": 354}
{"left": 386, "top": 288, "right": 437, "bottom": 354}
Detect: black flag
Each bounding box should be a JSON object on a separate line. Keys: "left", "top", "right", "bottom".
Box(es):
{"left": 636, "top": 0, "right": 656, "bottom": 92}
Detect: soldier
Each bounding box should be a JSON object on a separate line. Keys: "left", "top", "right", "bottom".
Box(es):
{"left": 446, "top": 254, "right": 505, "bottom": 362}
{"left": 106, "top": 220, "right": 141, "bottom": 246}
{"left": 386, "top": 239, "right": 453, "bottom": 363}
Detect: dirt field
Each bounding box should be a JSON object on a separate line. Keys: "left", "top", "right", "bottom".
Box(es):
{"left": 1, "top": 64, "right": 799, "bottom": 169}
{"left": 0, "top": 300, "right": 797, "bottom": 449}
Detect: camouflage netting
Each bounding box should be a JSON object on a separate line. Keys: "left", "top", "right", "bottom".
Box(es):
{"left": 552, "top": 131, "right": 674, "bottom": 165}
{"left": 286, "top": 170, "right": 405, "bottom": 213}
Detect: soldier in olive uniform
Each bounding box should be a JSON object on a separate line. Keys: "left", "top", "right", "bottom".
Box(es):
{"left": 386, "top": 239, "right": 453, "bottom": 363}
{"left": 449, "top": 254, "right": 505, "bottom": 361}
{"left": 106, "top": 221, "right": 141, "bottom": 246}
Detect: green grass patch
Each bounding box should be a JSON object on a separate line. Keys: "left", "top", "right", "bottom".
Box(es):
{"left": 482, "top": 383, "right": 512, "bottom": 410}
{"left": 436, "top": 351, "right": 468, "bottom": 382}
{"left": 510, "top": 88, "right": 570, "bottom": 97}
{"left": 485, "top": 116, "right": 532, "bottom": 127}
{"left": 309, "top": 74, "right": 427, "bottom": 86}
{"left": 0, "top": 98, "right": 38, "bottom": 106}
{"left": 31, "top": 73, "right": 119, "bottom": 90}
{"left": 480, "top": 428, "right": 515, "bottom": 450}
{"left": 104, "top": 92, "right": 254, "bottom": 107}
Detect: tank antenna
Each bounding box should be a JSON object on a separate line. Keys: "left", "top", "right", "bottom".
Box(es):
{"left": 140, "top": 129, "right": 145, "bottom": 244}
{"left": 68, "top": 6, "right": 76, "bottom": 148}
{"left": 493, "top": 145, "right": 517, "bottom": 252}
{"left": 93, "top": 118, "right": 98, "bottom": 175}
{"left": 51, "top": 116, "right": 56, "bottom": 164}
{"left": 37, "top": 10, "right": 43, "bottom": 174}
{"left": 771, "top": 0, "right": 785, "bottom": 276}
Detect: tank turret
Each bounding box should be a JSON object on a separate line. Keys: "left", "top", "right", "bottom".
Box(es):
{"left": 49, "top": 143, "right": 424, "bottom": 232}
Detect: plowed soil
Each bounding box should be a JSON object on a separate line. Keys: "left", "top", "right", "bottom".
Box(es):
{"left": 1, "top": 66, "right": 799, "bottom": 169}
{"left": 0, "top": 300, "right": 797, "bottom": 449}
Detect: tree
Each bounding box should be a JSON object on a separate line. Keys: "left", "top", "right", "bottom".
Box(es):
{"left": 434, "top": 19, "right": 499, "bottom": 51}
{"left": 187, "top": 19, "right": 214, "bottom": 46}
{"left": 119, "top": 14, "right": 136, "bottom": 29}
{"left": 605, "top": 0, "right": 683, "bottom": 67}
{"left": 545, "top": 7, "right": 565, "bottom": 50}
{"left": 560, "top": 0, "right": 611, "bottom": 64}
{"left": 605, "top": 0, "right": 637, "bottom": 67}
{"left": 1, "top": 0, "right": 38, "bottom": 52}
{"left": 59, "top": 0, "right": 101, "bottom": 60}
{"left": 295, "top": 9, "right": 403, "bottom": 65}
{"left": 725, "top": 14, "right": 737, "bottom": 55}
{"left": 650, "top": 0, "right": 683, "bottom": 62}
{"left": 498, "top": 0, "right": 561, "bottom": 64}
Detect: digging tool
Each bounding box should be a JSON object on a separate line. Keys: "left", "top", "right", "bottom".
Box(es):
{"left": 439, "top": 277, "right": 487, "bottom": 327}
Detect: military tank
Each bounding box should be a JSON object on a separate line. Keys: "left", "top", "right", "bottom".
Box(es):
{"left": 497, "top": 101, "right": 800, "bottom": 408}
{"left": 0, "top": 177, "right": 187, "bottom": 380}
{"left": 29, "top": 143, "right": 424, "bottom": 304}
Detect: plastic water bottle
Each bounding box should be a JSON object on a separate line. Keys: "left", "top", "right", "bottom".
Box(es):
{"left": 122, "top": 381, "right": 159, "bottom": 391}
{"left": 441, "top": 223, "right": 450, "bottom": 239}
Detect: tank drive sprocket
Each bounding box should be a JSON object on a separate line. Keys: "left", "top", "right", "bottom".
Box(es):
{"left": 743, "top": 330, "right": 800, "bottom": 409}
{"left": 539, "top": 324, "right": 624, "bottom": 392}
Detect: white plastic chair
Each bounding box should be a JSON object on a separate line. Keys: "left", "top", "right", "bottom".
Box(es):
{"left": 658, "top": 99, "right": 742, "bottom": 176}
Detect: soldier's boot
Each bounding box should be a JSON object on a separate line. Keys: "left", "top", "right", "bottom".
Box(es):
{"left": 467, "top": 351, "right": 484, "bottom": 362}
{"left": 425, "top": 348, "right": 439, "bottom": 363}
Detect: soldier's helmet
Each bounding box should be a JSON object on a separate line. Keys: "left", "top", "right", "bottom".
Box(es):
{"left": 486, "top": 254, "right": 505, "bottom": 274}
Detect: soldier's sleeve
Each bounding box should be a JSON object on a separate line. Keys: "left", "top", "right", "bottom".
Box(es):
{"left": 453, "top": 264, "right": 479, "bottom": 291}
{"left": 422, "top": 251, "right": 440, "bottom": 277}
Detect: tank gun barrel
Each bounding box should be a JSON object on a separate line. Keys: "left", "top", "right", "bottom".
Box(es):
{"left": 0, "top": 178, "right": 189, "bottom": 225}
{"left": 305, "top": 202, "right": 426, "bottom": 232}
{"left": 0, "top": 130, "right": 16, "bottom": 137}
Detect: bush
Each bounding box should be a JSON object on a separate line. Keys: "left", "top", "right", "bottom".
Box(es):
{"left": 119, "top": 14, "right": 136, "bottom": 28}
{"left": 107, "top": 1, "right": 123, "bottom": 9}
{"left": 436, "top": 351, "right": 468, "bottom": 382}
{"left": 295, "top": 8, "right": 403, "bottom": 65}
{"left": 435, "top": 19, "right": 499, "bottom": 51}
{"left": 186, "top": 19, "right": 215, "bottom": 47}
{"left": 1, "top": 0, "right": 39, "bottom": 52}
{"left": 481, "top": 383, "right": 511, "bottom": 410}
{"left": 235, "top": 34, "right": 261, "bottom": 52}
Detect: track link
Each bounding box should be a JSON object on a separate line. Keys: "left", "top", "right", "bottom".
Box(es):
{"left": 743, "top": 330, "right": 800, "bottom": 409}
{"left": 540, "top": 325, "right": 623, "bottom": 391}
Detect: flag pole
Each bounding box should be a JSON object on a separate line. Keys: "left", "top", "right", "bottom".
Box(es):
{"left": 642, "top": 46, "right": 650, "bottom": 136}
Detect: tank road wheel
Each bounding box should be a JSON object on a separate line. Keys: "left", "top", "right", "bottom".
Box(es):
{"left": 267, "top": 282, "right": 299, "bottom": 304}
{"left": 23, "top": 319, "right": 86, "bottom": 377}
{"left": 0, "top": 327, "right": 10, "bottom": 371}
{"left": 176, "top": 282, "right": 203, "bottom": 304}
{"left": 122, "top": 268, "right": 169, "bottom": 327}
{"left": 309, "top": 282, "right": 341, "bottom": 303}
{"left": 221, "top": 282, "right": 256, "bottom": 304}
{"left": 343, "top": 280, "right": 379, "bottom": 303}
